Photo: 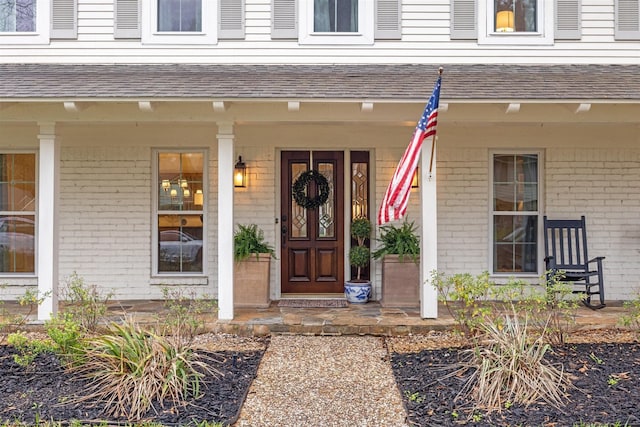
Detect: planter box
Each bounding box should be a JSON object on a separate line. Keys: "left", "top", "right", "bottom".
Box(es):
{"left": 234, "top": 253, "right": 271, "bottom": 308}
{"left": 380, "top": 255, "right": 419, "bottom": 308}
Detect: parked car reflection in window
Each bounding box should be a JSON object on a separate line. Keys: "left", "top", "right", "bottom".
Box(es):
{"left": 158, "top": 229, "right": 203, "bottom": 272}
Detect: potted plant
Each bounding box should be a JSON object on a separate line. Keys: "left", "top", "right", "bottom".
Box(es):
{"left": 233, "top": 224, "right": 276, "bottom": 308}
{"left": 372, "top": 219, "right": 420, "bottom": 307}
{"left": 344, "top": 217, "right": 372, "bottom": 304}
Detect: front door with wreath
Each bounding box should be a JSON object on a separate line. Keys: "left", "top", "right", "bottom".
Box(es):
{"left": 280, "top": 151, "right": 344, "bottom": 294}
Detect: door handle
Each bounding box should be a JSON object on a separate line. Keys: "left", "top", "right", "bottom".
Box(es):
{"left": 281, "top": 225, "right": 287, "bottom": 247}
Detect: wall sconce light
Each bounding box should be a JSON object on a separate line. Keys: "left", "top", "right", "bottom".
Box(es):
{"left": 411, "top": 167, "right": 419, "bottom": 188}
{"left": 161, "top": 179, "right": 171, "bottom": 192}
{"left": 194, "top": 189, "right": 204, "bottom": 206}
{"left": 496, "top": 10, "right": 514, "bottom": 32}
{"left": 234, "top": 156, "right": 247, "bottom": 188}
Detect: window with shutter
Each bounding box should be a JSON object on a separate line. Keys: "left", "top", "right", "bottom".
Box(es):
{"left": 615, "top": 0, "right": 640, "bottom": 40}
{"left": 142, "top": 0, "right": 217, "bottom": 44}
{"left": 477, "top": 0, "right": 555, "bottom": 45}
{"left": 274, "top": 0, "right": 400, "bottom": 43}
{"left": 555, "top": 0, "right": 581, "bottom": 40}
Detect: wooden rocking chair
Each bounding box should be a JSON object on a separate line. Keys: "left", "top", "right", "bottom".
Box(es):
{"left": 543, "top": 216, "right": 606, "bottom": 309}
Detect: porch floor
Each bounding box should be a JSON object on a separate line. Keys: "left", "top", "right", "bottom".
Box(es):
{"left": 3, "top": 300, "right": 627, "bottom": 337}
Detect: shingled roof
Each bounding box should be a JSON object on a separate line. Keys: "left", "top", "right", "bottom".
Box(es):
{"left": 1, "top": 63, "right": 637, "bottom": 101}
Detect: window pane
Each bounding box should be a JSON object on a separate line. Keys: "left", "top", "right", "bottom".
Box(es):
{"left": 0, "top": 154, "right": 36, "bottom": 212}
{"left": 495, "top": 0, "right": 537, "bottom": 32}
{"left": 317, "top": 162, "right": 335, "bottom": 238}
{"left": 0, "top": 214, "right": 35, "bottom": 273}
{"left": 291, "top": 163, "right": 308, "bottom": 239}
{"left": 158, "top": 0, "right": 201, "bottom": 32}
{"left": 493, "top": 215, "right": 537, "bottom": 273}
{"left": 0, "top": 0, "right": 35, "bottom": 32}
{"left": 158, "top": 214, "right": 203, "bottom": 273}
{"left": 158, "top": 152, "right": 203, "bottom": 211}
{"left": 494, "top": 154, "right": 538, "bottom": 212}
{"left": 314, "top": 0, "right": 358, "bottom": 32}
{"left": 351, "top": 161, "right": 368, "bottom": 219}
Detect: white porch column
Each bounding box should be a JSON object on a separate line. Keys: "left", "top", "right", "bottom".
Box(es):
{"left": 217, "top": 123, "right": 235, "bottom": 320}
{"left": 37, "top": 123, "right": 60, "bottom": 321}
{"left": 420, "top": 143, "right": 438, "bottom": 318}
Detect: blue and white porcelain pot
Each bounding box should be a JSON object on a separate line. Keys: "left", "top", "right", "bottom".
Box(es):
{"left": 344, "top": 280, "right": 371, "bottom": 304}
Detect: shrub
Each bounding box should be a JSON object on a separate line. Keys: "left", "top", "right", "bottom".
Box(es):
{"left": 620, "top": 292, "right": 640, "bottom": 334}
{"left": 349, "top": 217, "right": 372, "bottom": 281}
{"left": 44, "top": 312, "right": 86, "bottom": 366}
{"left": 75, "top": 320, "right": 220, "bottom": 421}
{"left": 432, "top": 271, "right": 494, "bottom": 336}
{"left": 160, "top": 287, "right": 218, "bottom": 341}
{"left": 60, "top": 272, "right": 113, "bottom": 332}
{"left": 7, "top": 331, "right": 55, "bottom": 368}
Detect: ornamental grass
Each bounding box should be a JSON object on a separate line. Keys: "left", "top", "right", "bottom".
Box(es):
{"left": 455, "top": 313, "right": 573, "bottom": 413}
{"left": 73, "top": 319, "right": 220, "bottom": 421}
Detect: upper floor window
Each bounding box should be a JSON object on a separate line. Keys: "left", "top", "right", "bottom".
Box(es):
{"left": 0, "top": 0, "right": 48, "bottom": 43}
{"left": 0, "top": 0, "right": 35, "bottom": 31}
{"left": 299, "top": 0, "right": 374, "bottom": 44}
{"left": 495, "top": 0, "right": 536, "bottom": 33}
{"left": 143, "top": 0, "right": 216, "bottom": 44}
{"left": 491, "top": 152, "right": 541, "bottom": 275}
{"left": 480, "top": 0, "right": 552, "bottom": 45}
{"left": 158, "top": 0, "right": 201, "bottom": 32}
{"left": 314, "top": 0, "right": 358, "bottom": 33}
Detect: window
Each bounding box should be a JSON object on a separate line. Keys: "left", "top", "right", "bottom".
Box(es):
{"left": 479, "top": 0, "right": 553, "bottom": 45}
{"left": 158, "top": 0, "right": 201, "bottom": 32}
{"left": 0, "top": 153, "right": 36, "bottom": 274}
{"left": 0, "top": 0, "right": 48, "bottom": 43}
{"left": 154, "top": 151, "right": 206, "bottom": 275}
{"left": 491, "top": 153, "right": 540, "bottom": 274}
{"left": 314, "top": 0, "right": 358, "bottom": 32}
{"left": 143, "top": 0, "right": 216, "bottom": 44}
{"left": 0, "top": 0, "right": 35, "bottom": 31}
{"left": 299, "top": 0, "right": 374, "bottom": 44}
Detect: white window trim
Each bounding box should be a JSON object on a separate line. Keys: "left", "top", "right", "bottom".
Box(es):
{"left": 298, "top": 0, "right": 374, "bottom": 45}
{"left": 152, "top": 149, "right": 208, "bottom": 278}
{"left": 142, "top": 0, "right": 217, "bottom": 45}
{"left": 478, "top": 1, "right": 553, "bottom": 45}
{"left": 0, "top": 0, "right": 49, "bottom": 44}
{"left": 489, "top": 149, "right": 544, "bottom": 277}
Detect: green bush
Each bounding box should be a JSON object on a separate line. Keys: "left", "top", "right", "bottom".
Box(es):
{"left": 60, "top": 272, "right": 113, "bottom": 332}
{"left": 372, "top": 219, "right": 420, "bottom": 263}
{"left": 233, "top": 224, "right": 276, "bottom": 262}
{"left": 349, "top": 217, "right": 372, "bottom": 281}
{"left": 160, "top": 287, "right": 218, "bottom": 341}
{"left": 7, "top": 331, "right": 55, "bottom": 368}
{"left": 45, "top": 312, "right": 86, "bottom": 366}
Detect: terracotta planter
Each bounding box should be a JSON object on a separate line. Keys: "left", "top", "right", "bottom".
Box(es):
{"left": 234, "top": 253, "right": 271, "bottom": 308}
{"left": 380, "top": 255, "right": 419, "bottom": 308}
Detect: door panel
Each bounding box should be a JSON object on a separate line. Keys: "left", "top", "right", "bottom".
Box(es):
{"left": 281, "top": 151, "right": 344, "bottom": 294}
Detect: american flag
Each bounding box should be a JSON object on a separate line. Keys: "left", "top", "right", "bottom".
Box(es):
{"left": 378, "top": 74, "right": 442, "bottom": 225}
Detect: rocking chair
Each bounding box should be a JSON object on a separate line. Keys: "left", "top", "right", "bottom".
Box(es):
{"left": 543, "top": 216, "right": 606, "bottom": 309}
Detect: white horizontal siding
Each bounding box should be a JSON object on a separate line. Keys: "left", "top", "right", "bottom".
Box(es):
{"left": 1, "top": 1, "right": 640, "bottom": 68}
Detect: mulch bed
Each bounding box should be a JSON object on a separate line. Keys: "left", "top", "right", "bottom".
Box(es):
{"left": 0, "top": 345, "right": 265, "bottom": 426}
{"left": 391, "top": 341, "right": 640, "bottom": 426}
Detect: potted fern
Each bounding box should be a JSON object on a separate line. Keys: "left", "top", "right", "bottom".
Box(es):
{"left": 372, "top": 219, "right": 420, "bottom": 307}
{"left": 234, "top": 224, "right": 276, "bottom": 308}
{"left": 344, "top": 217, "right": 372, "bottom": 303}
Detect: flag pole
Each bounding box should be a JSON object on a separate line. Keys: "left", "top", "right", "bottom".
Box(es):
{"left": 428, "top": 67, "right": 444, "bottom": 180}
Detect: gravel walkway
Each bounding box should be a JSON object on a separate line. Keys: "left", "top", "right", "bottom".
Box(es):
{"left": 234, "top": 335, "right": 409, "bottom": 427}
